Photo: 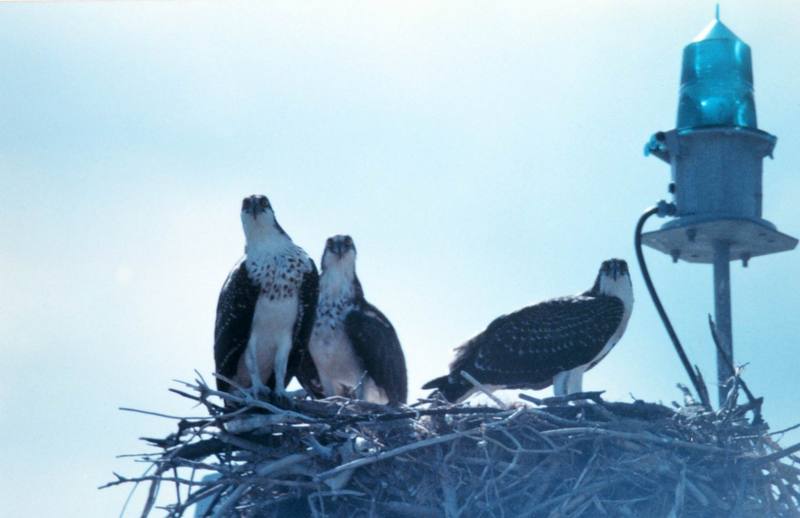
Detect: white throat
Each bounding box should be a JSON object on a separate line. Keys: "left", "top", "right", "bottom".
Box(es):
{"left": 320, "top": 262, "right": 356, "bottom": 301}
{"left": 246, "top": 234, "right": 292, "bottom": 256}
{"left": 242, "top": 210, "right": 290, "bottom": 250}
{"left": 243, "top": 221, "right": 291, "bottom": 257}
{"left": 598, "top": 274, "right": 633, "bottom": 308}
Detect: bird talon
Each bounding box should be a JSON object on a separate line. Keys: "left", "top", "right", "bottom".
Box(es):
{"left": 271, "top": 390, "right": 294, "bottom": 409}
{"left": 243, "top": 383, "right": 270, "bottom": 403}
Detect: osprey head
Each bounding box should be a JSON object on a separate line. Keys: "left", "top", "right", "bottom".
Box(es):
{"left": 319, "top": 235, "right": 362, "bottom": 298}
{"left": 592, "top": 259, "right": 632, "bottom": 299}
{"left": 599, "top": 259, "right": 628, "bottom": 280}
{"left": 240, "top": 194, "right": 283, "bottom": 240}
{"left": 322, "top": 235, "right": 357, "bottom": 271}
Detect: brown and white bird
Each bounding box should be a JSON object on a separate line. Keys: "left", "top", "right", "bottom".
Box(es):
{"left": 308, "top": 235, "right": 408, "bottom": 405}
{"left": 423, "top": 259, "right": 633, "bottom": 403}
{"left": 213, "top": 195, "right": 319, "bottom": 399}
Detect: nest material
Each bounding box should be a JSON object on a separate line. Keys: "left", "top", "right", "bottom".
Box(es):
{"left": 106, "top": 377, "right": 800, "bottom": 517}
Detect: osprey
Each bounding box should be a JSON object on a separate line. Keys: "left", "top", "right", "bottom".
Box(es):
{"left": 308, "top": 235, "right": 408, "bottom": 405}
{"left": 423, "top": 259, "right": 633, "bottom": 403}
{"left": 213, "top": 195, "right": 319, "bottom": 399}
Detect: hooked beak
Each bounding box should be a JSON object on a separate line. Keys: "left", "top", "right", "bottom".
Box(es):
{"left": 327, "top": 240, "right": 352, "bottom": 259}
{"left": 245, "top": 199, "right": 260, "bottom": 220}
{"left": 609, "top": 261, "right": 628, "bottom": 281}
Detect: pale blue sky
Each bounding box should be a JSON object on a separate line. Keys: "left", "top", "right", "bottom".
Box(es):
{"left": 1, "top": 2, "right": 798, "bottom": 516}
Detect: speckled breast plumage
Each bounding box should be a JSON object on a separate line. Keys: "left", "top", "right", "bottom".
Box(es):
{"left": 314, "top": 295, "right": 354, "bottom": 330}
{"left": 246, "top": 247, "right": 312, "bottom": 301}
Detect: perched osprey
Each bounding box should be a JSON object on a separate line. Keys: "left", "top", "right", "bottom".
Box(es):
{"left": 308, "top": 235, "right": 408, "bottom": 405}
{"left": 214, "top": 195, "right": 319, "bottom": 399}
{"left": 423, "top": 259, "right": 633, "bottom": 403}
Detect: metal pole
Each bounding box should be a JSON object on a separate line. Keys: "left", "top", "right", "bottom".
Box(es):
{"left": 713, "top": 240, "right": 734, "bottom": 406}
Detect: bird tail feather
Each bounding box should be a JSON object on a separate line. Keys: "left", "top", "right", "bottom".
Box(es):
{"left": 422, "top": 374, "right": 472, "bottom": 403}
{"left": 421, "top": 375, "right": 449, "bottom": 391}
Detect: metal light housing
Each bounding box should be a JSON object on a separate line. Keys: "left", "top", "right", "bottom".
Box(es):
{"left": 643, "top": 15, "right": 797, "bottom": 264}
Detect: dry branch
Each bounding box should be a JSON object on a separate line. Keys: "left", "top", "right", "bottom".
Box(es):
{"left": 106, "top": 376, "right": 800, "bottom": 517}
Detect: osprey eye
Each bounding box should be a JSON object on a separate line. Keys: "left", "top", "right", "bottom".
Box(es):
{"left": 260, "top": 198, "right": 269, "bottom": 208}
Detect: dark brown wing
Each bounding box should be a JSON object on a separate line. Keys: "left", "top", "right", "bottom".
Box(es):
{"left": 213, "top": 260, "right": 259, "bottom": 393}
{"left": 288, "top": 258, "right": 324, "bottom": 397}
{"left": 451, "top": 295, "right": 625, "bottom": 389}
{"left": 344, "top": 301, "right": 408, "bottom": 405}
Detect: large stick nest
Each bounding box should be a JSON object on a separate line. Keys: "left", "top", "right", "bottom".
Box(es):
{"left": 106, "top": 376, "right": 800, "bottom": 517}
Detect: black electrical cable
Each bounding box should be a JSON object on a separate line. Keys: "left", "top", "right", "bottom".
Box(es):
{"left": 635, "top": 205, "right": 712, "bottom": 409}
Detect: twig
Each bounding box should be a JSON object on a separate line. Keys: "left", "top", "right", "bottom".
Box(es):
{"left": 119, "top": 407, "right": 213, "bottom": 422}
{"left": 708, "top": 314, "right": 762, "bottom": 423}
{"left": 768, "top": 422, "right": 800, "bottom": 437}
{"left": 460, "top": 371, "right": 508, "bottom": 409}
{"left": 747, "top": 441, "right": 800, "bottom": 467}
{"left": 540, "top": 427, "right": 727, "bottom": 453}
{"left": 108, "top": 376, "right": 800, "bottom": 517}
{"left": 315, "top": 431, "right": 467, "bottom": 481}
{"left": 211, "top": 454, "right": 312, "bottom": 518}
{"left": 519, "top": 391, "right": 605, "bottom": 406}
